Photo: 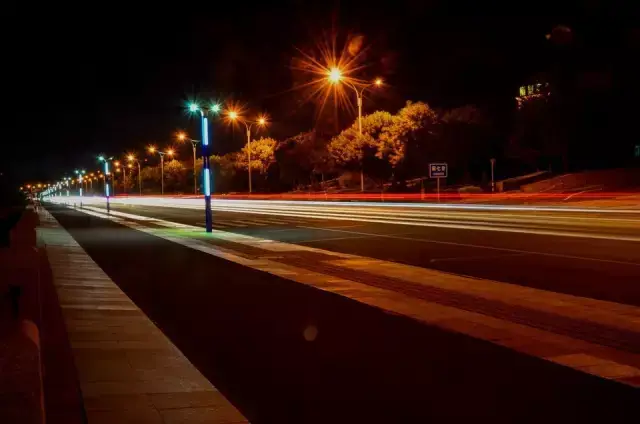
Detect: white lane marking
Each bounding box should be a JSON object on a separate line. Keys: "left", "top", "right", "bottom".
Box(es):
{"left": 296, "top": 225, "right": 640, "bottom": 267}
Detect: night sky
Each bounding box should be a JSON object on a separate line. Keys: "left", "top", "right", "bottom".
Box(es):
{"left": 4, "top": 1, "right": 638, "bottom": 185}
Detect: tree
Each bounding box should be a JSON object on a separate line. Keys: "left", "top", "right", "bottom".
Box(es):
{"left": 377, "top": 101, "right": 437, "bottom": 169}
{"left": 235, "top": 137, "right": 277, "bottom": 175}
{"left": 328, "top": 111, "right": 394, "bottom": 188}
{"left": 140, "top": 165, "right": 161, "bottom": 194}
{"left": 163, "top": 159, "right": 188, "bottom": 193}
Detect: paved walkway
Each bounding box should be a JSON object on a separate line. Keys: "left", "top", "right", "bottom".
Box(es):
{"left": 36, "top": 208, "right": 248, "bottom": 423}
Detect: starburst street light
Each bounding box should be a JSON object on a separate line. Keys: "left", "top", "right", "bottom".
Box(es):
{"left": 326, "top": 68, "right": 384, "bottom": 192}
{"left": 176, "top": 132, "right": 203, "bottom": 195}
{"left": 226, "top": 111, "right": 268, "bottom": 194}
{"left": 126, "top": 154, "right": 142, "bottom": 196}
{"left": 328, "top": 67, "right": 342, "bottom": 83}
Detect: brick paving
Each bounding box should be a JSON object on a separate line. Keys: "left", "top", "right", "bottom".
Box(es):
{"left": 37, "top": 208, "right": 248, "bottom": 424}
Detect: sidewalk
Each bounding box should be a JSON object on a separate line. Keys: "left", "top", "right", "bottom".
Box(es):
{"left": 36, "top": 208, "right": 248, "bottom": 423}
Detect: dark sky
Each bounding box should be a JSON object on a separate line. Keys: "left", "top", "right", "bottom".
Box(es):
{"left": 4, "top": 1, "right": 638, "bottom": 185}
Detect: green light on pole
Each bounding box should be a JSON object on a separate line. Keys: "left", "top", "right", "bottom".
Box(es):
{"left": 189, "top": 103, "right": 199, "bottom": 113}
{"left": 210, "top": 103, "right": 221, "bottom": 114}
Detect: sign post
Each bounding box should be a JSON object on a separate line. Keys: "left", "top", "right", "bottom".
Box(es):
{"left": 429, "top": 163, "right": 448, "bottom": 203}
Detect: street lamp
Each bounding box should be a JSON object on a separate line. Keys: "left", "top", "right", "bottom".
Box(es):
{"left": 114, "top": 160, "right": 128, "bottom": 195}
{"left": 74, "top": 169, "right": 86, "bottom": 199}
{"left": 98, "top": 156, "right": 113, "bottom": 213}
{"left": 327, "top": 68, "right": 383, "bottom": 191}
{"left": 227, "top": 111, "right": 268, "bottom": 194}
{"left": 177, "top": 132, "right": 201, "bottom": 194}
{"left": 148, "top": 146, "right": 174, "bottom": 195}
{"left": 127, "top": 154, "right": 142, "bottom": 195}
{"left": 188, "top": 102, "right": 220, "bottom": 233}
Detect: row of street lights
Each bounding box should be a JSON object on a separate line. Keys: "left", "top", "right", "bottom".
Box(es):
{"left": 42, "top": 66, "right": 382, "bottom": 232}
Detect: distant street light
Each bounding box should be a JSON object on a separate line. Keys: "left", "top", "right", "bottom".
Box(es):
{"left": 188, "top": 102, "right": 220, "bottom": 233}
{"left": 327, "top": 70, "right": 383, "bottom": 191}
{"left": 148, "top": 146, "right": 174, "bottom": 195}
{"left": 127, "top": 154, "right": 142, "bottom": 195}
{"left": 177, "top": 132, "right": 201, "bottom": 195}
{"left": 227, "top": 111, "right": 268, "bottom": 194}
{"left": 74, "top": 169, "right": 86, "bottom": 198}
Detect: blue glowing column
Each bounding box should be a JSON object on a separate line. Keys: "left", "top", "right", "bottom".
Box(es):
{"left": 104, "top": 161, "right": 111, "bottom": 214}
{"left": 201, "top": 114, "right": 213, "bottom": 232}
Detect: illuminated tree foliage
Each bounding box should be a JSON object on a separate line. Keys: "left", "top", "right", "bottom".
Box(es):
{"left": 235, "top": 137, "right": 277, "bottom": 175}
{"left": 377, "top": 101, "right": 438, "bottom": 167}
{"left": 328, "top": 110, "right": 394, "bottom": 169}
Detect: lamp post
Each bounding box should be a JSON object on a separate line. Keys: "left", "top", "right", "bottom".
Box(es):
{"left": 148, "top": 147, "right": 174, "bottom": 195}
{"left": 127, "top": 155, "right": 142, "bottom": 195}
{"left": 177, "top": 133, "right": 201, "bottom": 195}
{"left": 98, "top": 156, "right": 113, "bottom": 213}
{"left": 74, "top": 170, "right": 86, "bottom": 206}
{"left": 87, "top": 173, "right": 94, "bottom": 193}
{"left": 114, "top": 161, "right": 128, "bottom": 195}
{"left": 227, "top": 112, "right": 267, "bottom": 194}
{"left": 188, "top": 102, "right": 220, "bottom": 233}
{"left": 328, "top": 68, "right": 383, "bottom": 192}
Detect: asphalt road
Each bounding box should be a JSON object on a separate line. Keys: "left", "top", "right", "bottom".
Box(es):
{"left": 45, "top": 203, "right": 639, "bottom": 423}
{"left": 88, "top": 201, "right": 640, "bottom": 306}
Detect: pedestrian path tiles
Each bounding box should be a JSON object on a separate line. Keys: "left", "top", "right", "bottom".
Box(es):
{"left": 37, "top": 207, "right": 249, "bottom": 424}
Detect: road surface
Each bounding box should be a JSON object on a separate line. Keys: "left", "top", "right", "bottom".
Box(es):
{"left": 43, "top": 199, "right": 640, "bottom": 422}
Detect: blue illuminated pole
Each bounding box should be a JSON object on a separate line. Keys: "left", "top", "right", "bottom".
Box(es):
{"left": 189, "top": 102, "right": 216, "bottom": 233}
{"left": 98, "top": 156, "right": 112, "bottom": 214}
{"left": 201, "top": 112, "right": 212, "bottom": 232}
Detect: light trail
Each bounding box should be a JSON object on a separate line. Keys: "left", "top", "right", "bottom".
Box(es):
{"left": 47, "top": 196, "right": 640, "bottom": 242}
{"left": 49, "top": 195, "right": 640, "bottom": 214}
